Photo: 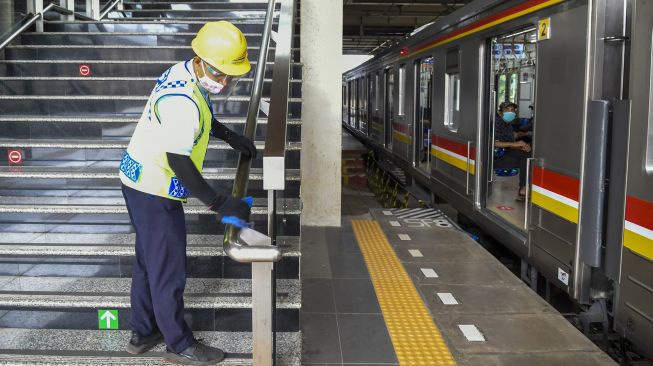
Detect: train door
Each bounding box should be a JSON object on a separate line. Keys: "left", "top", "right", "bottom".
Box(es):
{"left": 483, "top": 27, "right": 537, "bottom": 231}
{"left": 415, "top": 57, "right": 434, "bottom": 172}
{"left": 370, "top": 72, "right": 383, "bottom": 143}
{"left": 384, "top": 67, "right": 395, "bottom": 150}
{"left": 342, "top": 82, "right": 348, "bottom": 124}
{"left": 615, "top": 0, "right": 653, "bottom": 354}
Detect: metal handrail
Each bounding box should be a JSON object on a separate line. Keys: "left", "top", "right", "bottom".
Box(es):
{"left": 99, "top": 0, "right": 124, "bottom": 19}
{"left": 0, "top": 0, "right": 123, "bottom": 52}
{"left": 223, "top": 0, "right": 282, "bottom": 263}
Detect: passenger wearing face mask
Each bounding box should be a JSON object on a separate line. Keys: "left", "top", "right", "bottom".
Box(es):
{"left": 118, "top": 21, "right": 256, "bottom": 365}
{"left": 493, "top": 102, "right": 532, "bottom": 201}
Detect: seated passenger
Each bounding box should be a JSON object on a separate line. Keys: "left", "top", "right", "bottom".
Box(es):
{"left": 494, "top": 102, "right": 531, "bottom": 201}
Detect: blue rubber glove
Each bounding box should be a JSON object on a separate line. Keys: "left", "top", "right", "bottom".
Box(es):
{"left": 220, "top": 196, "right": 253, "bottom": 228}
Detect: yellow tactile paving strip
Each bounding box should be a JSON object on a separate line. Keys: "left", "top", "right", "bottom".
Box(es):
{"left": 351, "top": 220, "right": 457, "bottom": 366}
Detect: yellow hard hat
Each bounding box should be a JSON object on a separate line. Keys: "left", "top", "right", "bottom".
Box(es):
{"left": 191, "top": 21, "right": 251, "bottom": 76}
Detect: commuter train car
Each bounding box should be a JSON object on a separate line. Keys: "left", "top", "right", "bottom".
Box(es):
{"left": 342, "top": 0, "right": 653, "bottom": 356}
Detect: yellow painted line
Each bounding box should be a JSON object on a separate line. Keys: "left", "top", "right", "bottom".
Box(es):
{"left": 624, "top": 229, "right": 653, "bottom": 262}
{"left": 352, "top": 220, "right": 456, "bottom": 366}
{"left": 431, "top": 148, "right": 475, "bottom": 175}
{"left": 532, "top": 190, "right": 578, "bottom": 223}
{"left": 392, "top": 130, "right": 413, "bottom": 145}
{"left": 371, "top": 122, "right": 383, "bottom": 132}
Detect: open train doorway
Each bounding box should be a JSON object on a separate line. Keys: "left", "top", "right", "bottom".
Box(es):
{"left": 484, "top": 27, "right": 537, "bottom": 230}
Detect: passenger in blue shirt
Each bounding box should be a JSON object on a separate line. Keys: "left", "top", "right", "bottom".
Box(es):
{"left": 493, "top": 102, "right": 532, "bottom": 201}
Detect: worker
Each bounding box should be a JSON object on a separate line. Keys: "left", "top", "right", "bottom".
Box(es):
{"left": 118, "top": 21, "right": 256, "bottom": 365}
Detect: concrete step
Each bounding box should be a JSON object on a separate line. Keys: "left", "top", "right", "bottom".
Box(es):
{"left": 0, "top": 76, "right": 302, "bottom": 97}
{"left": 0, "top": 94, "right": 302, "bottom": 116}
{"left": 0, "top": 60, "right": 302, "bottom": 78}
{"left": 0, "top": 115, "right": 302, "bottom": 142}
{"left": 0, "top": 166, "right": 300, "bottom": 182}
{"left": 20, "top": 32, "right": 272, "bottom": 46}
{"left": 0, "top": 232, "right": 299, "bottom": 257}
{"left": 0, "top": 196, "right": 301, "bottom": 215}
{"left": 42, "top": 20, "right": 272, "bottom": 33}
{"left": 0, "top": 276, "right": 300, "bottom": 309}
{"left": 3, "top": 45, "right": 297, "bottom": 62}
{"left": 0, "top": 329, "right": 300, "bottom": 365}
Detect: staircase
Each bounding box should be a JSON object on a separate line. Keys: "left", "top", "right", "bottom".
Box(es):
{"left": 0, "top": 1, "right": 301, "bottom": 364}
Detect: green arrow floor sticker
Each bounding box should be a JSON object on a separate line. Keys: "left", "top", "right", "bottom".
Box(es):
{"left": 98, "top": 309, "right": 119, "bottom": 330}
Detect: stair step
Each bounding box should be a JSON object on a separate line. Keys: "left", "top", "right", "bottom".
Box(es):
{"left": 42, "top": 20, "right": 272, "bottom": 33}
{"left": 19, "top": 32, "right": 271, "bottom": 47}
{"left": 0, "top": 139, "right": 302, "bottom": 151}
{"left": 0, "top": 276, "right": 300, "bottom": 309}
{"left": 0, "top": 77, "right": 302, "bottom": 98}
{"left": 0, "top": 329, "right": 300, "bottom": 365}
{"left": 0, "top": 116, "right": 301, "bottom": 125}
{"left": 0, "top": 167, "right": 300, "bottom": 181}
{"left": 0, "top": 232, "right": 299, "bottom": 257}
{"left": 0, "top": 60, "right": 302, "bottom": 78}
{"left": 0, "top": 196, "right": 301, "bottom": 215}
{"left": 3, "top": 45, "right": 297, "bottom": 62}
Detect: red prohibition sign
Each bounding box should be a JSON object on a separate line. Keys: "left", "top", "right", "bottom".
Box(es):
{"left": 7, "top": 149, "right": 23, "bottom": 165}
{"left": 79, "top": 64, "right": 91, "bottom": 77}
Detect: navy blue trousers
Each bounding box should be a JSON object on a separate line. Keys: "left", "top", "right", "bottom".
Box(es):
{"left": 121, "top": 184, "right": 195, "bottom": 353}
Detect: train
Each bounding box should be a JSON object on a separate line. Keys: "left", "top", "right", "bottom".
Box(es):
{"left": 342, "top": 0, "right": 653, "bottom": 358}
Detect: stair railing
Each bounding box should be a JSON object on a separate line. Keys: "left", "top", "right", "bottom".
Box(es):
{"left": 222, "top": 0, "right": 296, "bottom": 364}
{"left": 0, "top": 0, "right": 123, "bottom": 50}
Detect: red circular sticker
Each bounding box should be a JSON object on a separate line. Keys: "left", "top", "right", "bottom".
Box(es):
{"left": 497, "top": 205, "right": 515, "bottom": 211}
{"left": 79, "top": 64, "right": 90, "bottom": 77}
{"left": 8, "top": 149, "right": 22, "bottom": 165}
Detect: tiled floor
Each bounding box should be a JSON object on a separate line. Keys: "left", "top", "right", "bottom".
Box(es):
{"left": 300, "top": 187, "right": 399, "bottom": 365}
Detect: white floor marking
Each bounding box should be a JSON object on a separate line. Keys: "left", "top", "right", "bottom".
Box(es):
{"left": 408, "top": 249, "right": 423, "bottom": 257}
{"left": 398, "top": 234, "right": 411, "bottom": 241}
{"left": 458, "top": 325, "right": 485, "bottom": 342}
{"left": 437, "top": 292, "right": 458, "bottom": 305}
{"left": 421, "top": 268, "right": 438, "bottom": 278}
{"left": 389, "top": 221, "right": 401, "bottom": 227}
{"left": 382, "top": 210, "right": 393, "bottom": 216}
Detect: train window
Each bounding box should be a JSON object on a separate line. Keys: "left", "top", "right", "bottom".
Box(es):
{"left": 416, "top": 57, "right": 434, "bottom": 171}
{"left": 398, "top": 65, "right": 406, "bottom": 116}
{"left": 349, "top": 80, "right": 357, "bottom": 127}
{"left": 342, "top": 85, "right": 347, "bottom": 107}
{"left": 445, "top": 48, "right": 460, "bottom": 132}
{"left": 386, "top": 68, "right": 395, "bottom": 149}
{"left": 360, "top": 77, "right": 368, "bottom": 132}
{"left": 375, "top": 73, "right": 380, "bottom": 111}
{"left": 509, "top": 73, "right": 519, "bottom": 102}
{"left": 497, "top": 74, "right": 507, "bottom": 104}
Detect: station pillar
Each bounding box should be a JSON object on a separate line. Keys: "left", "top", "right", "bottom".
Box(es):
{"left": 300, "top": 0, "right": 343, "bottom": 227}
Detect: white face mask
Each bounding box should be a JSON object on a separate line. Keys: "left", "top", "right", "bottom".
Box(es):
{"left": 198, "top": 61, "right": 225, "bottom": 94}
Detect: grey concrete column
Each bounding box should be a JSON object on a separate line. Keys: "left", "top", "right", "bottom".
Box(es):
{"left": 0, "top": 0, "right": 15, "bottom": 37}
{"left": 300, "top": 0, "right": 343, "bottom": 227}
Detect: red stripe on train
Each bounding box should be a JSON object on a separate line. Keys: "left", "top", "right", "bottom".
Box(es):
{"left": 532, "top": 166, "right": 580, "bottom": 202}
{"left": 625, "top": 195, "right": 653, "bottom": 231}
{"left": 392, "top": 123, "right": 410, "bottom": 135}
{"left": 411, "top": 0, "right": 559, "bottom": 56}
{"left": 432, "top": 135, "right": 476, "bottom": 159}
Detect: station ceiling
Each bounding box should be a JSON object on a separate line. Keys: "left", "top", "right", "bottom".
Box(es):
{"left": 343, "top": 0, "right": 472, "bottom": 54}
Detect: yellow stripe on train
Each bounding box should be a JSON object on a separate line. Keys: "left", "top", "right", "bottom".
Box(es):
{"left": 531, "top": 190, "right": 578, "bottom": 224}
{"left": 624, "top": 228, "right": 653, "bottom": 262}
{"left": 392, "top": 130, "right": 413, "bottom": 145}
{"left": 431, "top": 147, "right": 475, "bottom": 175}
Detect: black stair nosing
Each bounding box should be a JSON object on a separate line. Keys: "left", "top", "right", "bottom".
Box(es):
{"left": 43, "top": 19, "right": 275, "bottom": 25}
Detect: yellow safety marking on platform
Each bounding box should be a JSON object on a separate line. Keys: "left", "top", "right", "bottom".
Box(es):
{"left": 352, "top": 220, "right": 456, "bottom": 366}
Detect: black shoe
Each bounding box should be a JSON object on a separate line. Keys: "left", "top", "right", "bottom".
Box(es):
{"left": 125, "top": 330, "right": 164, "bottom": 355}
{"left": 165, "top": 341, "right": 225, "bottom": 365}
